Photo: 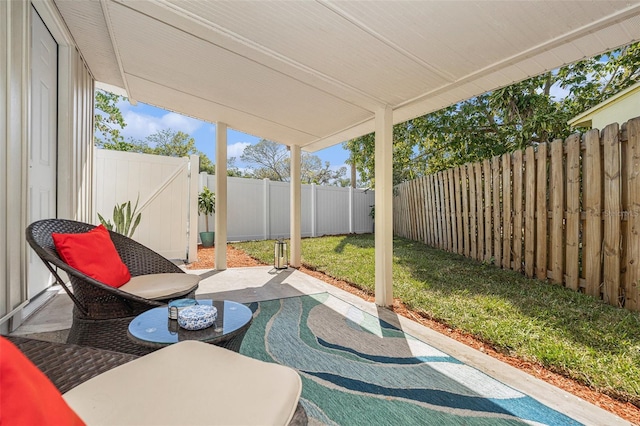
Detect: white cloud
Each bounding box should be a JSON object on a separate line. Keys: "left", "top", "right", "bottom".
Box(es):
{"left": 122, "top": 111, "right": 162, "bottom": 139}
{"left": 121, "top": 110, "right": 203, "bottom": 141}
{"left": 162, "top": 112, "right": 202, "bottom": 133}
{"left": 227, "top": 142, "right": 251, "bottom": 158}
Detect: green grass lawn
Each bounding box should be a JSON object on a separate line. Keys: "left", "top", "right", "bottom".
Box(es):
{"left": 232, "top": 234, "right": 640, "bottom": 406}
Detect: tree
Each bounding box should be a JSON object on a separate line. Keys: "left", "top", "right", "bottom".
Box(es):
{"left": 240, "top": 139, "right": 288, "bottom": 181}
{"left": 241, "top": 139, "right": 346, "bottom": 185}
{"left": 94, "top": 90, "right": 127, "bottom": 148}
{"left": 122, "top": 129, "right": 216, "bottom": 174}
{"left": 300, "top": 154, "right": 347, "bottom": 186}
{"left": 226, "top": 157, "right": 245, "bottom": 178}
{"left": 345, "top": 41, "right": 640, "bottom": 187}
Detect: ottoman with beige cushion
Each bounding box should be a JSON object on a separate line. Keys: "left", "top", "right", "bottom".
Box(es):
{"left": 63, "top": 340, "right": 303, "bottom": 425}
{"left": 4, "top": 335, "right": 306, "bottom": 425}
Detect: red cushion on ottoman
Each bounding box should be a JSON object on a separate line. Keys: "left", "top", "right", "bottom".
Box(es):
{"left": 52, "top": 224, "right": 131, "bottom": 288}
{"left": 0, "top": 337, "right": 85, "bottom": 425}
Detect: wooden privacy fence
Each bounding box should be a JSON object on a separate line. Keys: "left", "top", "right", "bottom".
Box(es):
{"left": 394, "top": 117, "right": 640, "bottom": 312}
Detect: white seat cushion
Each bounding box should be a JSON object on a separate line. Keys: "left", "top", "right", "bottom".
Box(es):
{"left": 119, "top": 273, "right": 199, "bottom": 300}
{"left": 63, "top": 341, "right": 302, "bottom": 426}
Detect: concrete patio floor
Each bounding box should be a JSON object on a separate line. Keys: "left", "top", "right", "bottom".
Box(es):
{"left": 11, "top": 265, "right": 629, "bottom": 425}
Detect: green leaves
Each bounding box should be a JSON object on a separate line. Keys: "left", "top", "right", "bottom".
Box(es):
{"left": 94, "top": 90, "right": 127, "bottom": 148}
{"left": 198, "top": 186, "right": 216, "bottom": 232}
{"left": 346, "top": 41, "right": 640, "bottom": 187}
{"left": 98, "top": 196, "right": 142, "bottom": 238}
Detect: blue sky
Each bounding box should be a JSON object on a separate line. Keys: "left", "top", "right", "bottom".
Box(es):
{"left": 115, "top": 99, "right": 351, "bottom": 172}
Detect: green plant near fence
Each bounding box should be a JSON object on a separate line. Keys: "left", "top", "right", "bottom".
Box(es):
{"left": 198, "top": 186, "right": 216, "bottom": 232}
{"left": 98, "top": 196, "right": 142, "bottom": 238}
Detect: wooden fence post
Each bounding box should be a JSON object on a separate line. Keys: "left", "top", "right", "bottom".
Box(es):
{"left": 483, "top": 159, "right": 492, "bottom": 263}
{"left": 512, "top": 150, "right": 523, "bottom": 272}
{"left": 438, "top": 172, "right": 447, "bottom": 250}
{"left": 524, "top": 146, "right": 536, "bottom": 278}
{"left": 603, "top": 123, "right": 622, "bottom": 306}
{"left": 565, "top": 134, "right": 581, "bottom": 290}
{"left": 454, "top": 167, "right": 463, "bottom": 255}
{"left": 625, "top": 118, "right": 640, "bottom": 311}
{"left": 535, "top": 144, "right": 548, "bottom": 280}
{"left": 426, "top": 176, "right": 434, "bottom": 246}
{"left": 469, "top": 164, "right": 477, "bottom": 259}
{"left": 550, "top": 139, "right": 564, "bottom": 284}
{"left": 583, "top": 130, "right": 602, "bottom": 298}
{"left": 448, "top": 170, "right": 457, "bottom": 253}
{"left": 475, "top": 163, "right": 484, "bottom": 262}
{"left": 502, "top": 154, "right": 512, "bottom": 270}
{"left": 461, "top": 166, "right": 470, "bottom": 257}
{"left": 492, "top": 157, "right": 502, "bottom": 268}
{"left": 443, "top": 171, "right": 452, "bottom": 252}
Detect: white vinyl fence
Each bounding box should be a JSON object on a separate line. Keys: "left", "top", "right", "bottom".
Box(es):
{"left": 94, "top": 150, "right": 198, "bottom": 261}
{"left": 199, "top": 174, "right": 374, "bottom": 241}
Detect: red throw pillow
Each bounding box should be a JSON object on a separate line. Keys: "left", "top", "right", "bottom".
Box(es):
{"left": 52, "top": 224, "right": 131, "bottom": 288}
{"left": 0, "top": 337, "right": 86, "bottom": 425}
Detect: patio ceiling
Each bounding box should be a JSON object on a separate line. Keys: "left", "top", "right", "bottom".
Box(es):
{"left": 55, "top": 0, "right": 640, "bottom": 152}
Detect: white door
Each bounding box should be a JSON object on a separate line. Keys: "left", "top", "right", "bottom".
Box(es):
{"left": 28, "top": 9, "right": 57, "bottom": 299}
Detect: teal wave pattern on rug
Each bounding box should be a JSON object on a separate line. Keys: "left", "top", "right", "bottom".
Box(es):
{"left": 240, "top": 293, "right": 582, "bottom": 426}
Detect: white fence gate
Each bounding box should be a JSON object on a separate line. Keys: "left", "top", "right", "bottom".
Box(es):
{"left": 94, "top": 150, "right": 198, "bottom": 261}
{"left": 199, "top": 174, "right": 374, "bottom": 241}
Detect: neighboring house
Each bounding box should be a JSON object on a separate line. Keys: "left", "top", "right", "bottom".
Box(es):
{"left": 568, "top": 82, "right": 640, "bottom": 130}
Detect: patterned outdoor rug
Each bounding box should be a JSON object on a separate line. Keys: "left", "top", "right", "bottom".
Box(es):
{"left": 240, "top": 293, "right": 581, "bottom": 426}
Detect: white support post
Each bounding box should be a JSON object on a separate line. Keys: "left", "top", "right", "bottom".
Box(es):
{"left": 349, "top": 186, "right": 354, "bottom": 234}
{"left": 290, "top": 145, "right": 302, "bottom": 268}
{"left": 187, "top": 155, "right": 199, "bottom": 263}
{"left": 215, "top": 122, "right": 228, "bottom": 270}
{"left": 311, "top": 183, "right": 317, "bottom": 237}
{"left": 375, "top": 106, "right": 394, "bottom": 307}
{"left": 263, "top": 178, "right": 270, "bottom": 240}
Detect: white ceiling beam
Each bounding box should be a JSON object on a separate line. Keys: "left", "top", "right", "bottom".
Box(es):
{"left": 99, "top": 0, "right": 136, "bottom": 104}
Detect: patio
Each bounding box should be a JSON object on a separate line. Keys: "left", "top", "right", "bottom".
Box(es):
{"left": 11, "top": 264, "right": 628, "bottom": 425}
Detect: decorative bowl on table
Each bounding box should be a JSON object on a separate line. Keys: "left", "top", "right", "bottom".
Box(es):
{"left": 177, "top": 305, "right": 218, "bottom": 330}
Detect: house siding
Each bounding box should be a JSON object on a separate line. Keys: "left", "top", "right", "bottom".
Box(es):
{"left": 0, "top": 0, "right": 95, "bottom": 331}
{"left": 591, "top": 91, "right": 640, "bottom": 130}
{"left": 1, "top": 0, "right": 30, "bottom": 331}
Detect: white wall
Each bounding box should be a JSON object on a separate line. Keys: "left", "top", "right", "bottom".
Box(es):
{"left": 199, "top": 174, "right": 374, "bottom": 242}
{"left": 1, "top": 0, "right": 30, "bottom": 330}
{"left": 1, "top": 0, "right": 95, "bottom": 330}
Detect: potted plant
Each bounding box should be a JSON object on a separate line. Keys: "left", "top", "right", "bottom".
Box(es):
{"left": 198, "top": 186, "right": 216, "bottom": 247}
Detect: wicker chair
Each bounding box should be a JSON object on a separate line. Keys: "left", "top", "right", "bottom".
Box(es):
{"left": 5, "top": 335, "right": 308, "bottom": 425}
{"left": 26, "top": 219, "right": 199, "bottom": 354}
